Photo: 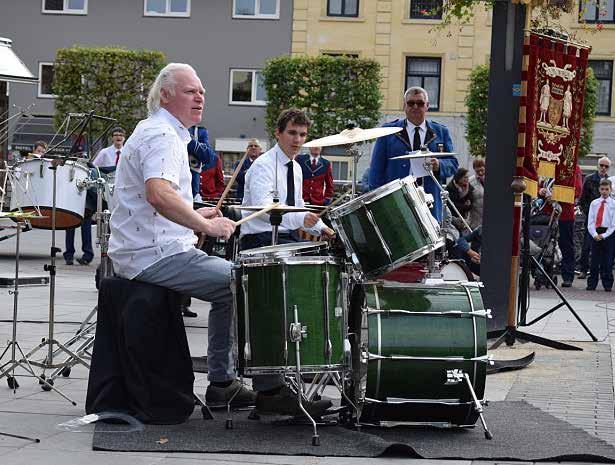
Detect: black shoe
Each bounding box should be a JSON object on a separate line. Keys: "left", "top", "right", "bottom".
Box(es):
{"left": 578, "top": 272, "right": 587, "bottom": 280}
{"left": 182, "top": 307, "right": 198, "bottom": 317}
{"left": 586, "top": 286, "right": 596, "bottom": 291}
{"left": 76, "top": 257, "right": 92, "bottom": 265}
{"left": 205, "top": 379, "right": 256, "bottom": 408}
{"left": 606, "top": 288, "right": 612, "bottom": 292}
{"left": 255, "top": 386, "right": 332, "bottom": 418}
{"left": 65, "top": 259, "right": 74, "bottom": 265}
{"left": 562, "top": 281, "right": 572, "bottom": 288}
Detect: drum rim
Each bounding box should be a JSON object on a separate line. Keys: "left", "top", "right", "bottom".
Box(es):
{"left": 330, "top": 177, "right": 416, "bottom": 217}
{"left": 238, "top": 241, "right": 328, "bottom": 258}
{"left": 238, "top": 255, "right": 342, "bottom": 267}
{"left": 14, "top": 158, "right": 90, "bottom": 171}
{"left": 359, "top": 239, "right": 445, "bottom": 279}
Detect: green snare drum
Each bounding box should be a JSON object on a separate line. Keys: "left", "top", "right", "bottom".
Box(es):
{"left": 329, "top": 177, "right": 444, "bottom": 279}
{"left": 349, "top": 282, "right": 489, "bottom": 426}
{"left": 235, "top": 242, "right": 350, "bottom": 375}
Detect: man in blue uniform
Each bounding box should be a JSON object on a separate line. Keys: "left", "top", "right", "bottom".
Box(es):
{"left": 187, "top": 126, "right": 217, "bottom": 198}
{"left": 368, "top": 86, "right": 457, "bottom": 222}
{"left": 233, "top": 138, "right": 262, "bottom": 200}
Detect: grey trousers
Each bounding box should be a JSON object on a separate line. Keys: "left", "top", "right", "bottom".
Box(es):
{"left": 135, "top": 248, "right": 234, "bottom": 383}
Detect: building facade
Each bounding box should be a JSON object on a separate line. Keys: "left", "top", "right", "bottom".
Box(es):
{"left": 291, "top": 0, "right": 615, "bottom": 174}
{"left": 1, "top": 0, "right": 291, "bottom": 169}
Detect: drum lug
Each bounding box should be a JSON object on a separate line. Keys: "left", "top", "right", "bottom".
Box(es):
{"left": 335, "top": 306, "right": 342, "bottom": 318}
{"left": 289, "top": 322, "right": 307, "bottom": 343}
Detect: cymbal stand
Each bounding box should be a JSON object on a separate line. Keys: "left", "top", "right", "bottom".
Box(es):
{"left": 20, "top": 164, "right": 87, "bottom": 403}
{"left": 345, "top": 144, "right": 361, "bottom": 197}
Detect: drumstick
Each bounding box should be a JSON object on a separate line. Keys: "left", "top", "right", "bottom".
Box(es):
{"left": 315, "top": 188, "right": 351, "bottom": 218}
{"left": 216, "top": 151, "right": 249, "bottom": 210}
{"left": 234, "top": 203, "right": 277, "bottom": 226}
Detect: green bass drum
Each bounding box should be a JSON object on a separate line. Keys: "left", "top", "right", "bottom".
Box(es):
{"left": 235, "top": 243, "right": 349, "bottom": 374}
{"left": 349, "top": 282, "right": 489, "bottom": 426}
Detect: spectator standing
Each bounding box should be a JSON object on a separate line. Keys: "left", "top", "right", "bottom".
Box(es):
{"left": 468, "top": 158, "right": 485, "bottom": 229}
{"left": 446, "top": 168, "right": 474, "bottom": 227}
{"left": 578, "top": 156, "right": 611, "bottom": 279}
{"left": 586, "top": 179, "right": 615, "bottom": 291}
{"left": 234, "top": 139, "right": 262, "bottom": 201}
{"left": 296, "top": 146, "right": 334, "bottom": 205}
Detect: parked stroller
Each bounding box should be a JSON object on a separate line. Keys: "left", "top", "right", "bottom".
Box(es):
{"left": 527, "top": 196, "right": 562, "bottom": 290}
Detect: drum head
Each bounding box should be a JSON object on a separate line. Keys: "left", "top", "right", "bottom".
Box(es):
{"left": 239, "top": 241, "right": 327, "bottom": 259}
{"left": 440, "top": 260, "right": 475, "bottom": 282}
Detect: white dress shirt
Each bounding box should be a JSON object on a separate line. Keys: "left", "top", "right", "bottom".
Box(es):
{"left": 240, "top": 144, "right": 326, "bottom": 236}
{"left": 108, "top": 108, "right": 196, "bottom": 279}
{"left": 405, "top": 120, "right": 427, "bottom": 149}
{"left": 588, "top": 195, "right": 615, "bottom": 239}
{"left": 93, "top": 145, "right": 122, "bottom": 167}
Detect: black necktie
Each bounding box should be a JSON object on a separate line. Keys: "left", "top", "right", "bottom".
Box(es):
{"left": 286, "top": 161, "right": 295, "bottom": 206}
{"left": 413, "top": 126, "right": 421, "bottom": 151}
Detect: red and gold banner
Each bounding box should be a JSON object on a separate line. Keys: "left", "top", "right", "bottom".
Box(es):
{"left": 517, "top": 32, "right": 591, "bottom": 203}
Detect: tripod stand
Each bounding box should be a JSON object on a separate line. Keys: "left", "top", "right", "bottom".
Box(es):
{"left": 490, "top": 193, "right": 596, "bottom": 350}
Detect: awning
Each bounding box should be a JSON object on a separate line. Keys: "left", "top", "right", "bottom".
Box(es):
{"left": 0, "top": 37, "right": 37, "bottom": 84}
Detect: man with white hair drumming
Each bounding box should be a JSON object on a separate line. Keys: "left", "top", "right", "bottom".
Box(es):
{"left": 108, "top": 63, "right": 255, "bottom": 408}
{"left": 368, "top": 86, "right": 457, "bottom": 222}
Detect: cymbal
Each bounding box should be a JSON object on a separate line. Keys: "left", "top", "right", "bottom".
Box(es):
{"left": 390, "top": 149, "right": 458, "bottom": 160}
{"left": 303, "top": 126, "right": 403, "bottom": 148}
{"left": 238, "top": 204, "right": 313, "bottom": 213}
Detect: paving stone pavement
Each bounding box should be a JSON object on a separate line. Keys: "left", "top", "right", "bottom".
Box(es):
{"left": 0, "top": 228, "right": 615, "bottom": 464}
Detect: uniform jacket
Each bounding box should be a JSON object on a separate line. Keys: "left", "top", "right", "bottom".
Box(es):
{"left": 295, "top": 153, "right": 334, "bottom": 205}
{"left": 188, "top": 126, "right": 217, "bottom": 197}
{"left": 368, "top": 118, "right": 457, "bottom": 222}
{"left": 233, "top": 157, "right": 255, "bottom": 200}
{"left": 199, "top": 156, "right": 225, "bottom": 199}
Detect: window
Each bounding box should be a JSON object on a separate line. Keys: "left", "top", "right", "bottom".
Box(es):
{"left": 327, "top": 0, "right": 359, "bottom": 17}
{"left": 233, "top": 0, "right": 279, "bottom": 19}
{"left": 409, "top": 0, "right": 443, "bottom": 19}
{"left": 589, "top": 60, "right": 613, "bottom": 115}
{"left": 579, "top": 0, "right": 615, "bottom": 23}
{"left": 405, "top": 57, "right": 441, "bottom": 111}
{"left": 38, "top": 63, "right": 56, "bottom": 98}
{"left": 331, "top": 160, "right": 349, "bottom": 181}
{"left": 42, "top": 0, "right": 87, "bottom": 14}
{"left": 229, "top": 69, "right": 267, "bottom": 105}
{"left": 322, "top": 52, "right": 359, "bottom": 58}
{"left": 144, "top": 0, "right": 190, "bottom": 16}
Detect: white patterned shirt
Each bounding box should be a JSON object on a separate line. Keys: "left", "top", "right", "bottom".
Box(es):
{"left": 108, "top": 108, "right": 196, "bottom": 279}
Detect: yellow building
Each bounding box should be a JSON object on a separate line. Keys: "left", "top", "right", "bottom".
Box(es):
{"left": 291, "top": 0, "right": 615, "bottom": 172}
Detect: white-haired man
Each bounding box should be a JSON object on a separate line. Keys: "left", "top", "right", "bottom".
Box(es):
{"left": 108, "top": 63, "right": 255, "bottom": 409}
{"left": 368, "top": 86, "right": 458, "bottom": 222}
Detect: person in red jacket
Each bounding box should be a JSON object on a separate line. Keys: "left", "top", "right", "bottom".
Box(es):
{"left": 199, "top": 156, "right": 225, "bottom": 200}
{"left": 296, "top": 146, "right": 334, "bottom": 205}
{"left": 538, "top": 164, "right": 583, "bottom": 287}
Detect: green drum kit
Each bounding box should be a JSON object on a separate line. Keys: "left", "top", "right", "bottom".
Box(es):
{"left": 230, "top": 127, "right": 492, "bottom": 445}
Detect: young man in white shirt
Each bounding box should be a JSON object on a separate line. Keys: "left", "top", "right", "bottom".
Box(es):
{"left": 107, "top": 63, "right": 254, "bottom": 410}
{"left": 92, "top": 127, "right": 125, "bottom": 170}
{"left": 239, "top": 108, "right": 334, "bottom": 418}
{"left": 586, "top": 179, "right": 615, "bottom": 291}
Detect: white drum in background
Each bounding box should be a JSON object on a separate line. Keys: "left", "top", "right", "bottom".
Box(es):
{"left": 440, "top": 259, "right": 475, "bottom": 282}
{"left": 10, "top": 158, "right": 90, "bottom": 229}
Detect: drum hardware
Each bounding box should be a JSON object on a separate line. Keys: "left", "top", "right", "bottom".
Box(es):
{"left": 447, "top": 370, "right": 493, "bottom": 439}
{"left": 0, "top": 219, "right": 74, "bottom": 404}
{"left": 18, "top": 162, "right": 87, "bottom": 403}
{"left": 46, "top": 175, "right": 112, "bottom": 382}
{"left": 290, "top": 304, "right": 321, "bottom": 446}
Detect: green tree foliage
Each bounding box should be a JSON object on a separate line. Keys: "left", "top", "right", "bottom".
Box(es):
{"left": 579, "top": 67, "right": 597, "bottom": 158}
{"left": 53, "top": 46, "right": 166, "bottom": 136}
{"left": 261, "top": 56, "right": 382, "bottom": 140}
{"left": 464, "top": 64, "right": 597, "bottom": 159}
{"left": 464, "top": 64, "right": 490, "bottom": 159}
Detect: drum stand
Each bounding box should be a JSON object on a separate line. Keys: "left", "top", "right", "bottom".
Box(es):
{"left": 447, "top": 369, "right": 493, "bottom": 439}
{"left": 20, "top": 164, "right": 89, "bottom": 404}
